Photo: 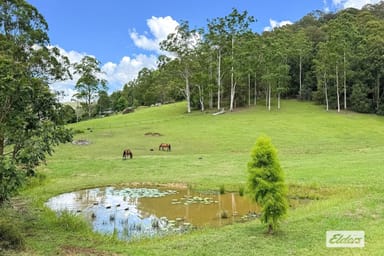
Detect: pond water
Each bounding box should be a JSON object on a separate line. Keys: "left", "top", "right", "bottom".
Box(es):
{"left": 45, "top": 186, "right": 260, "bottom": 241}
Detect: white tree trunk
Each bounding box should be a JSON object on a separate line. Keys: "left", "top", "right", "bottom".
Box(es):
{"left": 217, "top": 49, "right": 221, "bottom": 110}
{"left": 229, "top": 37, "right": 235, "bottom": 112}
{"left": 185, "top": 75, "right": 191, "bottom": 113}
{"left": 209, "top": 88, "right": 213, "bottom": 109}
{"left": 377, "top": 74, "right": 380, "bottom": 111}
{"left": 299, "top": 54, "right": 302, "bottom": 98}
{"left": 197, "top": 84, "right": 205, "bottom": 112}
{"left": 248, "top": 73, "right": 251, "bottom": 107}
{"left": 254, "top": 72, "right": 257, "bottom": 106}
{"left": 324, "top": 71, "right": 329, "bottom": 111}
{"left": 229, "top": 78, "right": 236, "bottom": 112}
{"left": 336, "top": 64, "right": 340, "bottom": 113}
{"left": 268, "top": 83, "right": 271, "bottom": 111}
{"left": 343, "top": 50, "right": 347, "bottom": 109}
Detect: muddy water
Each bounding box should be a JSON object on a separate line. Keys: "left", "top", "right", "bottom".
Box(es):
{"left": 46, "top": 186, "right": 260, "bottom": 240}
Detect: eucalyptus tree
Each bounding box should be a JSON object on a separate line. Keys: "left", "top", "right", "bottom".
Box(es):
{"left": 314, "top": 13, "right": 357, "bottom": 112}
{"left": 232, "top": 31, "right": 261, "bottom": 108}
{"left": 295, "top": 11, "right": 326, "bottom": 45}
{"left": 0, "top": 0, "right": 72, "bottom": 204}
{"left": 128, "top": 67, "right": 156, "bottom": 106}
{"left": 314, "top": 41, "right": 333, "bottom": 111}
{"left": 240, "top": 33, "right": 256, "bottom": 107}
{"left": 325, "top": 11, "right": 359, "bottom": 111}
{"left": 96, "top": 90, "right": 111, "bottom": 115}
{"left": 224, "top": 9, "right": 256, "bottom": 111}
{"left": 155, "top": 54, "right": 185, "bottom": 105}
{"left": 206, "top": 16, "right": 228, "bottom": 110}
{"left": 250, "top": 34, "right": 264, "bottom": 106}
{"left": 259, "top": 34, "right": 273, "bottom": 110}
{"left": 367, "top": 22, "right": 384, "bottom": 114}
{"left": 260, "top": 29, "right": 290, "bottom": 111}
{"left": 210, "top": 43, "right": 224, "bottom": 109}
{"left": 357, "top": 11, "right": 384, "bottom": 113}
{"left": 314, "top": 27, "right": 342, "bottom": 112}
{"left": 160, "top": 21, "right": 201, "bottom": 113}
{"left": 200, "top": 41, "right": 217, "bottom": 109}
{"left": 226, "top": 9, "right": 255, "bottom": 111}
{"left": 120, "top": 82, "right": 135, "bottom": 107}
{"left": 273, "top": 27, "right": 291, "bottom": 110}
{"left": 206, "top": 8, "right": 255, "bottom": 111}
{"left": 189, "top": 41, "right": 216, "bottom": 111}
{"left": 74, "top": 56, "right": 108, "bottom": 118}
{"left": 290, "top": 29, "right": 312, "bottom": 98}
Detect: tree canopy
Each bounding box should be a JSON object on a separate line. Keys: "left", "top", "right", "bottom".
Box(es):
{"left": 74, "top": 56, "right": 108, "bottom": 118}
{"left": 107, "top": 3, "right": 384, "bottom": 115}
{"left": 0, "top": 0, "right": 72, "bottom": 204}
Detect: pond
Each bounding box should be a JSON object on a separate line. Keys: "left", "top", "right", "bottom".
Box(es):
{"left": 45, "top": 185, "right": 260, "bottom": 241}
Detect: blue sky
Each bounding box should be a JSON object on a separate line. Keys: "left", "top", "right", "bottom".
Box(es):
{"left": 27, "top": 0, "right": 381, "bottom": 101}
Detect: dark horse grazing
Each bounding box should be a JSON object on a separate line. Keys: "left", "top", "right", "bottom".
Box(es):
{"left": 159, "top": 143, "right": 171, "bottom": 151}
{"left": 122, "top": 149, "right": 133, "bottom": 159}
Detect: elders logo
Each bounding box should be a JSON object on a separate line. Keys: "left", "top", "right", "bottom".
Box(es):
{"left": 326, "top": 231, "right": 365, "bottom": 248}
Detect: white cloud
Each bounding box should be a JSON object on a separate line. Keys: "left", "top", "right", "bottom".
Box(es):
{"left": 130, "top": 16, "right": 179, "bottom": 53}
{"left": 264, "top": 19, "right": 293, "bottom": 32}
{"left": 101, "top": 54, "right": 158, "bottom": 88}
{"left": 49, "top": 16, "right": 179, "bottom": 102}
{"left": 51, "top": 81, "right": 78, "bottom": 103}
{"left": 48, "top": 46, "right": 85, "bottom": 102}
{"left": 323, "top": 0, "right": 331, "bottom": 12}
{"left": 48, "top": 46, "right": 159, "bottom": 102}
{"left": 332, "top": 0, "right": 381, "bottom": 9}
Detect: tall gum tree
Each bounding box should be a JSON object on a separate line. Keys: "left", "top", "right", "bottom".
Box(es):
{"left": 260, "top": 30, "right": 290, "bottom": 111}
{"left": 314, "top": 42, "right": 332, "bottom": 111}
{"left": 74, "top": 56, "right": 108, "bottom": 118}
{"left": 357, "top": 11, "right": 384, "bottom": 113}
{"left": 160, "top": 21, "right": 200, "bottom": 113}
{"left": 206, "top": 16, "right": 227, "bottom": 111}
{"left": 206, "top": 8, "right": 255, "bottom": 111}
{"left": 327, "top": 11, "right": 359, "bottom": 111}
{"left": 290, "top": 29, "right": 312, "bottom": 98}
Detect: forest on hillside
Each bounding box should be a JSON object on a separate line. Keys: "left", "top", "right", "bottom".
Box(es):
{"left": 100, "top": 2, "right": 384, "bottom": 115}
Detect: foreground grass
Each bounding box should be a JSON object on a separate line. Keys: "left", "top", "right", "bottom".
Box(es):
{"left": 3, "top": 100, "right": 384, "bottom": 255}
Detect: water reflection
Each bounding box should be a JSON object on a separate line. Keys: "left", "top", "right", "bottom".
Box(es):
{"left": 46, "top": 186, "right": 260, "bottom": 240}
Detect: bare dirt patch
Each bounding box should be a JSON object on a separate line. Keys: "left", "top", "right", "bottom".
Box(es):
{"left": 144, "top": 132, "right": 162, "bottom": 136}
{"left": 72, "top": 139, "right": 91, "bottom": 145}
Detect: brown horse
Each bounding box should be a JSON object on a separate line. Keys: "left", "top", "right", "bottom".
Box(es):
{"left": 159, "top": 143, "right": 171, "bottom": 151}
{"left": 122, "top": 149, "right": 133, "bottom": 159}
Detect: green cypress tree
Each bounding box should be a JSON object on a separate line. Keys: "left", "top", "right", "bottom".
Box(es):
{"left": 247, "top": 135, "right": 288, "bottom": 233}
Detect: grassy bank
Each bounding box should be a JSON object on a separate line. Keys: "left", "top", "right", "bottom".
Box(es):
{"left": 3, "top": 100, "right": 384, "bottom": 255}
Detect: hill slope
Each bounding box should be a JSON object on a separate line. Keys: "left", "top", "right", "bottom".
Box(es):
{"left": 13, "top": 100, "right": 384, "bottom": 255}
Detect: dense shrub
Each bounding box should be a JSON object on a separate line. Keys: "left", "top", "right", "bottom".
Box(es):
{"left": 0, "top": 219, "right": 25, "bottom": 250}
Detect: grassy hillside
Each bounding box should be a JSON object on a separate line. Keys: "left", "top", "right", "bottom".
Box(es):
{"left": 5, "top": 100, "right": 384, "bottom": 255}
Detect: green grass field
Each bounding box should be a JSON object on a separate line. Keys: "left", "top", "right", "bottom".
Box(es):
{"left": 4, "top": 100, "right": 384, "bottom": 255}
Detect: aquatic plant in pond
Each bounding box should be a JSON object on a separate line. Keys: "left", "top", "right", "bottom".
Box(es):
{"left": 46, "top": 186, "right": 260, "bottom": 241}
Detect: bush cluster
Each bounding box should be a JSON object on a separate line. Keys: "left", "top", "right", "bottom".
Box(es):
{"left": 0, "top": 219, "right": 25, "bottom": 250}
